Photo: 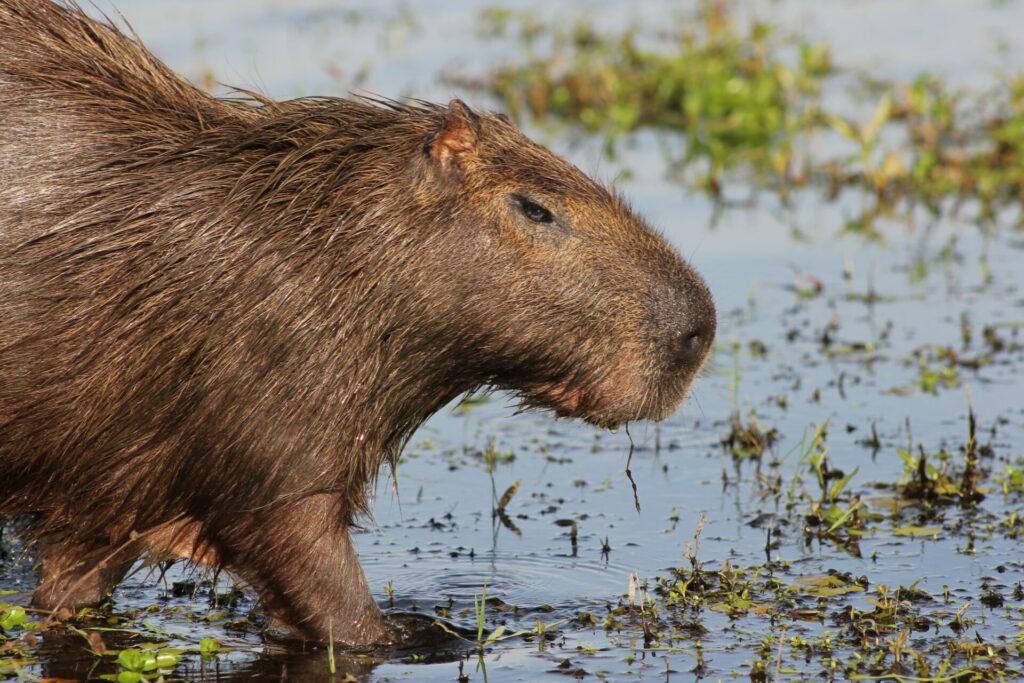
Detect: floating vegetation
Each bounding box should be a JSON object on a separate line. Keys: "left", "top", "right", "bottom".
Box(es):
{"left": 461, "top": 2, "right": 1024, "bottom": 229}
{"left": 602, "top": 522, "right": 1024, "bottom": 682}
{"left": 0, "top": 599, "right": 233, "bottom": 683}
{"left": 469, "top": 2, "right": 830, "bottom": 196}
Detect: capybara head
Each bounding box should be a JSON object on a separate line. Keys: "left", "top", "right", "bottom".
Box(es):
{"left": 370, "top": 100, "right": 715, "bottom": 429}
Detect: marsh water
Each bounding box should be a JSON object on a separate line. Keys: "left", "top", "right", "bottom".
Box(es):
{"left": 2, "top": 1, "right": 1023, "bottom": 681}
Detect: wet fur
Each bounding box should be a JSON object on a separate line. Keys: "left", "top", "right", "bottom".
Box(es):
{"left": 0, "top": 0, "right": 715, "bottom": 645}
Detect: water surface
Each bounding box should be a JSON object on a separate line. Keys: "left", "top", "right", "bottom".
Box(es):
{"left": 3, "top": 1, "right": 1023, "bottom": 681}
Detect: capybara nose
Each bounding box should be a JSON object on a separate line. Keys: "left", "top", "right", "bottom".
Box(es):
{"left": 666, "top": 313, "right": 715, "bottom": 374}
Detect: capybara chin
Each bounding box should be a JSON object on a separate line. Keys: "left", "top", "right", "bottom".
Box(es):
{"left": 0, "top": 0, "right": 715, "bottom": 647}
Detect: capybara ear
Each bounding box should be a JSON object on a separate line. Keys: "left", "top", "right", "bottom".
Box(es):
{"left": 425, "top": 99, "right": 480, "bottom": 171}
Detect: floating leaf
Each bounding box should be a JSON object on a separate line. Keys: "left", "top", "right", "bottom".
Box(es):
{"left": 0, "top": 606, "right": 26, "bottom": 631}
{"left": 892, "top": 526, "right": 941, "bottom": 537}
{"left": 787, "top": 576, "right": 865, "bottom": 597}
{"left": 792, "top": 575, "right": 845, "bottom": 587}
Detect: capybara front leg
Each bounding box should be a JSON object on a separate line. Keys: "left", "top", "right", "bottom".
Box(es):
{"left": 214, "top": 493, "right": 393, "bottom": 648}
{"left": 32, "top": 537, "right": 139, "bottom": 614}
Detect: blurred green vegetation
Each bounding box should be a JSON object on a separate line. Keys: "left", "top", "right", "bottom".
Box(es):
{"left": 461, "top": 2, "right": 1024, "bottom": 231}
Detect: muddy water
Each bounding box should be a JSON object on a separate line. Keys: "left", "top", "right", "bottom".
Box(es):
{"left": 2, "top": 1, "right": 1023, "bottom": 681}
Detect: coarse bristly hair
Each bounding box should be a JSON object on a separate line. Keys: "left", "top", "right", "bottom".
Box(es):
{"left": 0, "top": 0, "right": 715, "bottom": 646}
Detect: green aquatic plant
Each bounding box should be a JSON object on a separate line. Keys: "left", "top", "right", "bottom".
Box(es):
{"left": 0, "top": 605, "right": 26, "bottom": 636}
{"left": 105, "top": 647, "right": 183, "bottom": 683}
{"left": 431, "top": 583, "right": 566, "bottom": 650}
{"left": 464, "top": 2, "right": 829, "bottom": 194}
{"left": 465, "top": 3, "right": 1024, "bottom": 231}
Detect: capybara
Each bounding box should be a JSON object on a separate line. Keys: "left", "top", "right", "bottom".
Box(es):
{"left": 0, "top": 0, "right": 715, "bottom": 647}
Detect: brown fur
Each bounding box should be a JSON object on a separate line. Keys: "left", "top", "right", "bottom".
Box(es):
{"left": 0, "top": 0, "right": 715, "bottom": 646}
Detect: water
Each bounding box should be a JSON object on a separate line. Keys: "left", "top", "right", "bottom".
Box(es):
{"left": 3, "top": 1, "right": 1023, "bottom": 681}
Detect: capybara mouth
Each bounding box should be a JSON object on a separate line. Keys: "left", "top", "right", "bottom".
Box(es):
{"left": 527, "top": 376, "right": 650, "bottom": 430}
{"left": 528, "top": 382, "right": 602, "bottom": 423}
{"left": 526, "top": 347, "right": 710, "bottom": 428}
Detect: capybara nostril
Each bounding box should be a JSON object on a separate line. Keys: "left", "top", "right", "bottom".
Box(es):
{"left": 674, "top": 328, "right": 709, "bottom": 370}
{"left": 662, "top": 317, "right": 713, "bottom": 376}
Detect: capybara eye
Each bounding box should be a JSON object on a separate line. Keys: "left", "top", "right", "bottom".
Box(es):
{"left": 515, "top": 195, "right": 555, "bottom": 224}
